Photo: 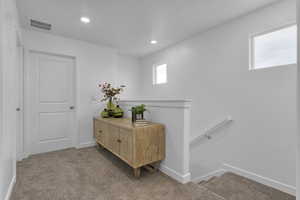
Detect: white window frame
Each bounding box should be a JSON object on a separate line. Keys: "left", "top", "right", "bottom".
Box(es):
{"left": 153, "top": 63, "right": 167, "bottom": 85}
{"left": 249, "top": 22, "right": 297, "bottom": 70}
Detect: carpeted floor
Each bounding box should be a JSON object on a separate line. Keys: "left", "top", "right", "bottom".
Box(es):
{"left": 11, "top": 147, "right": 222, "bottom": 200}
{"left": 11, "top": 147, "right": 295, "bottom": 200}
{"left": 199, "top": 173, "right": 295, "bottom": 200}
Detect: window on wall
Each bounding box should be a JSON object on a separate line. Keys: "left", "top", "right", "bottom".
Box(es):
{"left": 153, "top": 64, "right": 167, "bottom": 85}
{"left": 250, "top": 24, "right": 297, "bottom": 70}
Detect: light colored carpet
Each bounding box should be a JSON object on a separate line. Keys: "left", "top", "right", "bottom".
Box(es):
{"left": 200, "top": 172, "right": 295, "bottom": 200}
{"left": 11, "top": 147, "right": 295, "bottom": 200}
{"left": 11, "top": 147, "right": 222, "bottom": 200}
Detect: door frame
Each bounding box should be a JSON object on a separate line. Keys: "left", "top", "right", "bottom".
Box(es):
{"left": 297, "top": 0, "right": 300, "bottom": 198}
{"left": 16, "top": 42, "right": 24, "bottom": 161}
{"left": 22, "top": 49, "right": 78, "bottom": 158}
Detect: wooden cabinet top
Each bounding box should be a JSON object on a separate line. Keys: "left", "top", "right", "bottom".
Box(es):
{"left": 93, "top": 117, "right": 164, "bottom": 130}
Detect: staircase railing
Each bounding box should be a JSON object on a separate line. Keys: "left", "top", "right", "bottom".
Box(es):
{"left": 190, "top": 116, "right": 233, "bottom": 144}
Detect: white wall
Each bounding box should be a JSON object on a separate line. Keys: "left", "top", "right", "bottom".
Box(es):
{"left": 0, "top": 0, "right": 20, "bottom": 199}
{"left": 22, "top": 29, "right": 140, "bottom": 152}
{"left": 119, "top": 99, "right": 192, "bottom": 183}
{"left": 297, "top": 0, "right": 300, "bottom": 198}
{"left": 139, "top": 0, "right": 297, "bottom": 193}
{"left": 116, "top": 55, "right": 141, "bottom": 98}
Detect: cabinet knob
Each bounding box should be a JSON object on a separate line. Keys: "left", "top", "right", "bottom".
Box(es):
{"left": 117, "top": 139, "right": 121, "bottom": 143}
{"left": 99, "top": 130, "right": 102, "bottom": 133}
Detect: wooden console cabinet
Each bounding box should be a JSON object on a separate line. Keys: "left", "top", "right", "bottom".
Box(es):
{"left": 93, "top": 117, "right": 165, "bottom": 177}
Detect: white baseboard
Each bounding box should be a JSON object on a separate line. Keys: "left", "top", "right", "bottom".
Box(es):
{"left": 192, "top": 169, "right": 226, "bottom": 183}
{"left": 159, "top": 165, "right": 191, "bottom": 184}
{"left": 17, "top": 152, "right": 29, "bottom": 161}
{"left": 4, "top": 175, "right": 16, "bottom": 200}
{"left": 77, "top": 141, "right": 96, "bottom": 149}
{"left": 223, "top": 164, "right": 296, "bottom": 196}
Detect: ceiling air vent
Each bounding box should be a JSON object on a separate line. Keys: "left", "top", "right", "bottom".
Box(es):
{"left": 30, "top": 19, "right": 51, "bottom": 30}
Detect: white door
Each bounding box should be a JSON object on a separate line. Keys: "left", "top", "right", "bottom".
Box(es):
{"left": 25, "top": 51, "right": 76, "bottom": 155}
{"left": 16, "top": 45, "right": 24, "bottom": 161}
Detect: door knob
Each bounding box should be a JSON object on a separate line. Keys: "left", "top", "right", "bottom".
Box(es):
{"left": 70, "top": 106, "right": 75, "bottom": 110}
{"left": 16, "top": 108, "right": 21, "bottom": 111}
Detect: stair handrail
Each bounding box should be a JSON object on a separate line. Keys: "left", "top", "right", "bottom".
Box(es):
{"left": 190, "top": 116, "right": 233, "bottom": 144}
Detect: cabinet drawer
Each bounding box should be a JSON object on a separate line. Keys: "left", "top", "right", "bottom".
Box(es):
{"left": 94, "top": 120, "right": 108, "bottom": 145}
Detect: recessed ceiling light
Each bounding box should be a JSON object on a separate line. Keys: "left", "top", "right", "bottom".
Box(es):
{"left": 80, "top": 17, "right": 90, "bottom": 24}
{"left": 150, "top": 40, "right": 158, "bottom": 44}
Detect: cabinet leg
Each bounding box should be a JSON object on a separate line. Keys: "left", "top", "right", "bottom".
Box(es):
{"left": 133, "top": 168, "right": 141, "bottom": 178}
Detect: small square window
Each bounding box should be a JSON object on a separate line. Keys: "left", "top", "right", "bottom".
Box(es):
{"left": 153, "top": 64, "right": 167, "bottom": 85}
{"left": 250, "top": 24, "right": 297, "bottom": 70}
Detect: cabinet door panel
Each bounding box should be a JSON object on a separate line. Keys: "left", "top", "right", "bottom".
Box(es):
{"left": 107, "top": 126, "right": 120, "bottom": 154}
{"left": 119, "top": 129, "right": 133, "bottom": 164}
{"left": 94, "top": 120, "right": 108, "bottom": 146}
{"left": 135, "top": 126, "right": 165, "bottom": 166}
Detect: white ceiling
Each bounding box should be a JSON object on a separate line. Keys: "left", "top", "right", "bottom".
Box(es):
{"left": 17, "top": 0, "right": 281, "bottom": 57}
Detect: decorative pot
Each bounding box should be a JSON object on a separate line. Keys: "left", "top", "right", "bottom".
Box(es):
{"left": 101, "top": 109, "right": 109, "bottom": 118}
{"left": 113, "top": 105, "right": 124, "bottom": 118}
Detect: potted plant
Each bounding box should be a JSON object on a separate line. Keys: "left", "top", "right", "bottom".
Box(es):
{"left": 99, "top": 82, "right": 125, "bottom": 117}
{"left": 130, "top": 104, "right": 147, "bottom": 123}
